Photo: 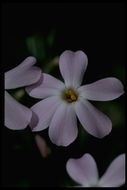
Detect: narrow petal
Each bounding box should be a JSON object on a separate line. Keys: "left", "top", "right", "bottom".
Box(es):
{"left": 66, "top": 153, "right": 99, "bottom": 187}
{"left": 5, "top": 56, "right": 41, "bottom": 89}
{"left": 74, "top": 98, "right": 112, "bottom": 138}
{"left": 98, "top": 154, "right": 125, "bottom": 187}
{"left": 49, "top": 103, "right": 78, "bottom": 146}
{"left": 26, "top": 73, "right": 65, "bottom": 99}
{"left": 30, "top": 96, "right": 61, "bottom": 131}
{"left": 35, "top": 135, "right": 51, "bottom": 158}
{"left": 78, "top": 78, "right": 124, "bottom": 101}
{"left": 59, "top": 50, "right": 88, "bottom": 88}
{"left": 5, "top": 91, "right": 32, "bottom": 130}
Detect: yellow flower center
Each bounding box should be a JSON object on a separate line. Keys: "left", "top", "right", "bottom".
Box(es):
{"left": 63, "top": 88, "right": 78, "bottom": 103}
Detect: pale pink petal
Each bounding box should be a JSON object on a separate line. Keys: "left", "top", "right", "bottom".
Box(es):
{"left": 74, "top": 98, "right": 112, "bottom": 138}
{"left": 5, "top": 56, "right": 41, "bottom": 89}
{"left": 98, "top": 154, "right": 125, "bottom": 187}
{"left": 5, "top": 91, "right": 32, "bottom": 130}
{"left": 49, "top": 103, "right": 78, "bottom": 146}
{"left": 66, "top": 153, "right": 99, "bottom": 187}
{"left": 78, "top": 78, "right": 124, "bottom": 101}
{"left": 59, "top": 50, "right": 88, "bottom": 88}
{"left": 26, "top": 73, "right": 65, "bottom": 99}
{"left": 30, "top": 96, "right": 61, "bottom": 131}
{"left": 29, "top": 111, "right": 39, "bottom": 130}
{"left": 35, "top": 135, "right": 51, "bottom": 158}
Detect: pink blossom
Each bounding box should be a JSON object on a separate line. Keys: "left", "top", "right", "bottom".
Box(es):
{"left": 26, "top": 50, "right": 124, "bottom": 146}
{"left": 5, "top": 57, "right": 41, "bottom": 130}
{"left": 66, "top": 153, "right": 125, "bottom": 187}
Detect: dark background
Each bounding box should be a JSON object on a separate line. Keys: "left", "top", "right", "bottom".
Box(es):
{"left": 2, "top": 3, "right": 125, "bottom": 72}
{"left": 2, "top": 2, "right": 125, "bottom": 187}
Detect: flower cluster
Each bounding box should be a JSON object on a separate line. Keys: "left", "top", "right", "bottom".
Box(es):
{"left": 4, "top": 50, "right": 125, "bottom": 187}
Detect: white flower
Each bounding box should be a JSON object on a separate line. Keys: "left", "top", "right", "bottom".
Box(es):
{"left": 66, "top": 153, "right": 125, "bottom": 187}
{"left": 5, "top": 57, "right": 41, "bottom": 130}
{"left": 26, "top": 50, "right": 124, "bottom": 146}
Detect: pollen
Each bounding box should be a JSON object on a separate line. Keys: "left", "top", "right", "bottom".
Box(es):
{"left": 63, "top": 88, "right": 78, "bottom": 103}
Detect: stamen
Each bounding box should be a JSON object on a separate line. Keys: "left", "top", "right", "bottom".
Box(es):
{"left": 71, "top": 95, "right": 77, "bottom": 101}
{"left": 62, "top": 88, "right": 78, "bottom": 103}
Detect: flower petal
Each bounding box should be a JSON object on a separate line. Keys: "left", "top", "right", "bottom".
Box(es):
{"left": 66, "top": 153, "right": 99, "bottom": 187}
{"left": 26, "top": 73, "right": 65, "bottom": 99}
{"left": 5, "top": 56, "right": 41, "bottom": 89}
{"left": 49, "top": 103, "right": 78, "bottom": 146}
{"left": 35, "top": 134, "right": 51, "bottom": 158}
{"left": 98, "top": 154, "right": 125, "bottom": 187}
{"left": 30, "top": 96, "right": 61, "bottom": 131}
{"left": 78, "top": 78, "right": 124, "bottom": 101}
{"left": 29, "top": 110, "right": 39, "bottom": 130}
{"left": 74, "top": 98, "right": 112, "bottom": 138}
{"left": 5, "top": 91, "right": 32, "bottom": 130}
{"left": 59, "top": 50, "right": 88, "bottom": 88}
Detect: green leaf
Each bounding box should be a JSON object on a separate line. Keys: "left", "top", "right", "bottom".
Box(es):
{"left": 26, "top": 35, "right": 46, "bottom": 61}
{"left": 46, "top": 30, "right": 55, "bottom": 48}
{"left": 18, "top": 180, "right": 30, "bottom": 187}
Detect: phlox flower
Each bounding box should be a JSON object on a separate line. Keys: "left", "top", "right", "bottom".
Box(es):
{"left": 5, "top": 57, "right": 41, "bottom": 130}
{"left": 66, "top": 153, "right": 125, "bottom": 187}
{"left": 26, "top": 50, "right": 124, "bottom": 146}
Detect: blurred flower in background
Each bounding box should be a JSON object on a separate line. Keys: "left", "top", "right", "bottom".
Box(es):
{"left": 34, "top": 134, "right": 51, "bottom": 158}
